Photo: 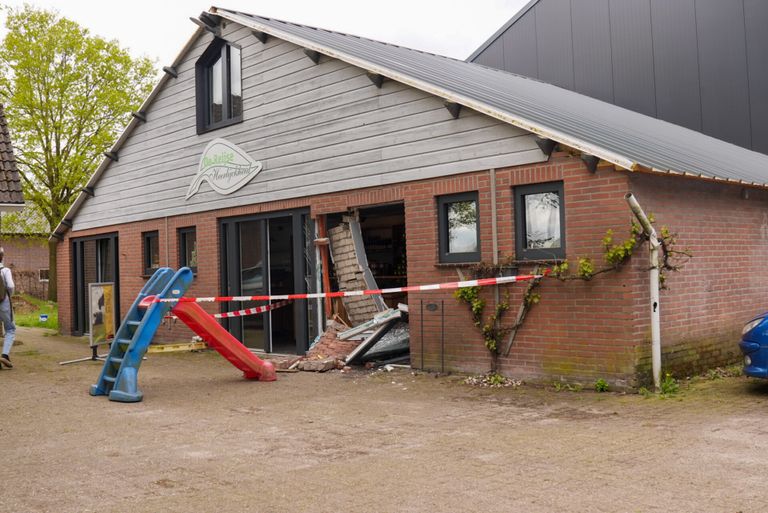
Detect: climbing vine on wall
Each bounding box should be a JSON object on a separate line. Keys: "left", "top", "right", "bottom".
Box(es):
{"left": 454, "top": 218, "right": 691, "bottom": 371}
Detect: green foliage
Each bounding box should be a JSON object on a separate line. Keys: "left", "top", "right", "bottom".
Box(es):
{"left": 13, "top": 294, "right": 57, "bottom": 329}
{"left": 0, "top": 5, "right": 156, "bottom": 297}
{"left": 524, "top": 291, "right": 540, "bottom": 307}
{"left": 487, "top": 372, "right": 506, "bottom": 386}
{"left": 594, "top": 378, "right": 609, "bottom": 393}
{"left": 660, "top": 372, "right": 680, "bottom": 396}
{"left": 577, "top": 257, "right": 594, "bottom": 279}
{"left": 550, "top": 260, "right": 569, "bottom": 278}
{"left": 454, "top": 287, "right": 510, "bottom": 356}
{"left": 638, "top": 387, "right": 652, "bottom": 398}
{"left": 602, "top": 228, "right": 639, "bottom": 267}
{"left": 553, "top": 381, "right": 582, "bottom": 392}
{"left": 454, "top": 287, "right": 484, "bottom": 326}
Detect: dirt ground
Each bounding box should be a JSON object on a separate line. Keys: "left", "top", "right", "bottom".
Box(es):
{"left": 1, "top": 327, "right": 767, "bottom": 513}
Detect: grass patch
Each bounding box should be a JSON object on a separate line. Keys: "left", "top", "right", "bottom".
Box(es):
{"left": 13, "top": 294, "right": 58, "bottom": 330}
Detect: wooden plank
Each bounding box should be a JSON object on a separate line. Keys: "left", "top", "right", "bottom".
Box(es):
{"left": 92, "top": 91, "right": 438, "bottom": 188}
{"left": 74, "top": 146, "right": 543, "bottom": 229}
{"left": 81, "top": 121, "right": 529, "bottom": 207}
{"left": 147, "top": 341, "right": 207, "bottom": 353}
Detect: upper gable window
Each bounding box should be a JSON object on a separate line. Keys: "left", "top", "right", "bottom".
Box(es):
{"left": 196, "top": 38, "right": 242, "bottom": 133}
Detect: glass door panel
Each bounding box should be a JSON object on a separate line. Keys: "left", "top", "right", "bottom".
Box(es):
{"left": 239, "top": 220, "right": 268, "bottom": 350}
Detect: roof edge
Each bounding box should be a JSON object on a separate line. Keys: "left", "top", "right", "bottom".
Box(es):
{"left": 50, "top": 24, "right": 206, "bottom": 242}
{"left": 465, "top": 0, "right": 540, "bottom": 62}
{"left": 215, "top": 8, "right": 637, "bottom": 172}
{"left": 0, "top": 203, "right": 25, "bottom": 212}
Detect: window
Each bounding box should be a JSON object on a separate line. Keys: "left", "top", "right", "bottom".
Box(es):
{"left": 178, "top": 227, "right": 198, "bottom": 272}
{"left": 437, "top": 192, "right": 480, "bottom": 263}
{"left": 143, "top": 231, "right": 160, "bottom": 275}
{"left": 196, "top": 38, "right": 242, "bottom": 133}
{"left": 514, "top": 182, "right": 565, "bottom": 260}
{"left": 39, "top": 269, "right": 50, "bottom": 282}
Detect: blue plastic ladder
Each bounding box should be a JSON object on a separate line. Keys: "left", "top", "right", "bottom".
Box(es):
{"left": 89, "top": 267, "right": 194, "bottom": 402}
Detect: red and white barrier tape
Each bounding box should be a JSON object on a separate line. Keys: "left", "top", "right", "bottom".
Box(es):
{"left": 155, "top": 274, "right": 543, "bottom": 304}
{"left": 165, "top": 300, "right": 291, "bottom": 320}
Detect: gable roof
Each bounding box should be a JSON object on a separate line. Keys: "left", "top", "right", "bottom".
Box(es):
{"left": 214, "top": 8, "right": 768, "bottom": 183}
{"left": 0, "top": 104, "right": 25, "bottom": 210}
{"left": 53, "top": 6, "right": 768, "bottom": 239}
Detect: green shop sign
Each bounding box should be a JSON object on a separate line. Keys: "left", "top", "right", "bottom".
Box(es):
{"left": 186, "top": 138, "right": 263, "bottom": 200}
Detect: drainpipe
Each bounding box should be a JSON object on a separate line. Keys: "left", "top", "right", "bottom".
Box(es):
{"left": 625, "top": 193, "right": 661, "bottom": 391}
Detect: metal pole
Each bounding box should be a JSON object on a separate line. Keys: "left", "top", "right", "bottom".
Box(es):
{"left": 420, "top": 299, "right": 424, "bottom": 370}
{"left": 440, "top": 300, "right": 445, "bottom": 374}
{"left": 625, "top": 193, "right": 661, "bottom": 391}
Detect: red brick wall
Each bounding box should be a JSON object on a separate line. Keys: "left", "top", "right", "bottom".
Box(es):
{"left": 58, "top": 153, "right": 645, "bottom": 384}
{"left": 2, "top": 236, "right": 49, "bottom": 298}
{"left": 628, "top": 174, "right": 768, "bottom": 379}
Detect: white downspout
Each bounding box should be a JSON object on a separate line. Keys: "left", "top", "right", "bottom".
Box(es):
{"left": 625, "top": 193, "right": 661, "bottom": 391}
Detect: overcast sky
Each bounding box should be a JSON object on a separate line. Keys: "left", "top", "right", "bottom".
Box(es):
{"left": 0, "top": 0, "right": 529, "bottom": 66}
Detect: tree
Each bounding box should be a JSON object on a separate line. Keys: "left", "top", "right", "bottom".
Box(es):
{"left": 0, "top": 5, "right": 156, "bottom": 301}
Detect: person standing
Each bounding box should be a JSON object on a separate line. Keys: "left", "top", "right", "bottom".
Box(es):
{"left": 0, "top": 247, "right": 15, "bottom": 368}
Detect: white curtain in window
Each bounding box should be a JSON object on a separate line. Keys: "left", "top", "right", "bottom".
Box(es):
{"left": 525, "top": 192, "right": 560, "bottom": 249}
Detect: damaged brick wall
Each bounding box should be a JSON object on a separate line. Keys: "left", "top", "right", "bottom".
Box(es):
{"left": 328, "top": 222, "right": 380, "bottom": 325}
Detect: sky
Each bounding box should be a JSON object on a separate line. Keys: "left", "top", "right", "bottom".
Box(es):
{"left": 0, "top": 0, "right": 529, "bottom": 66}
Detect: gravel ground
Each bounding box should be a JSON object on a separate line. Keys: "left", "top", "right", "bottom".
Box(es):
{"left": 1, "top": 327, "right": 767, "bottom": 513}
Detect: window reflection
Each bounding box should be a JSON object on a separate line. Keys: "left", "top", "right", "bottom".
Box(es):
{"left": 210, "top": 55, "right": 223, "bottom": 123}
{"left": 229, "top": 46, "right": 242, "bottom": 118}
{"left": 524, "top": 192, "right": 561, "bottom": 249}
{"left": 447, "top": 200, "right": 478, "bottom": 253}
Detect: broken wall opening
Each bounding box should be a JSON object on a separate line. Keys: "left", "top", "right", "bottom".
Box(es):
{"left": 312, "top": 203, "right": 410, "bottom": 366}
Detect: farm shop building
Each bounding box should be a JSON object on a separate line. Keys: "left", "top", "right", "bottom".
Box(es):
{"left": 53, "top": 8, "right": 768, "bottom": 386}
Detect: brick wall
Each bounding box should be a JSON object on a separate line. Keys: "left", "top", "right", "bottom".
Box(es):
{"left": 627, "top": 174, "right": 768, "bottom": 381}
{"left": 328, "top": 221, "right": 380, "bottom": 325}
{"left": 58, "top": 153, "right": 759, "bottom": 385}
{"left": 1, "top": 236, "right": 49, "bottom": 298}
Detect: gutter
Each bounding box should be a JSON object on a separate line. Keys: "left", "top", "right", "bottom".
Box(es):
{"left": 625, "top": 193, "right": 661, "bottom": 391}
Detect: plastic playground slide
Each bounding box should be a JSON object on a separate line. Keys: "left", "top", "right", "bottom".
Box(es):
{"left": 171, "top": 301, "right": 277, "bottom": 381}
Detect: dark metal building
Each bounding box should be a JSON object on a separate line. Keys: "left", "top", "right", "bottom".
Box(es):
{"left": 468, "top": 0, "right": 768, "bottom": 155}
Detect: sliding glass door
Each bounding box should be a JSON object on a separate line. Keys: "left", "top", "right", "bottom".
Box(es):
{"left": 71, "top": 233, "right": 119, "bottom": 336}
{"left": 221, "top": 210, "right": 316, "bottom": 354}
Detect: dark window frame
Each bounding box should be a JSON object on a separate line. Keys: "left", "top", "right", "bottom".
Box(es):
{"left": 178, "top": 226, "right": 198, "bottom": 273}
{"left": 437, "top": 191, "right": 481, "bottom": 263}
{"left": 195, "top": 38, "right": 243, "bottom": 134}
{"left": 39, "top": 268, "right": 50, "bottom": 282}
{"left": 514, "top": 181, "right": 566, "bottom": 261}
{"left": 142, "top": 231, "right": 160, "bottom": 276}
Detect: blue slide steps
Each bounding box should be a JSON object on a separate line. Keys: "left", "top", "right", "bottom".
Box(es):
{"left": 89, "top": 267, "right": 194, "bottom": 402}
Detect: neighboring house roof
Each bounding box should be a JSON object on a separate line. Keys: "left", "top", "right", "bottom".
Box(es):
{"left": 0, "top": 104, "right": 25, "bottom": 210}
{"left": 467, "top": 0, "right": 768, "bottom": 155}
{"left": 52, "top": 6, "right": 768, "bottom": 239}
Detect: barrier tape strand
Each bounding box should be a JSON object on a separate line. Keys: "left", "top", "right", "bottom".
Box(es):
{"left": 154, "top": 274, "right": 543, "bottom": 304}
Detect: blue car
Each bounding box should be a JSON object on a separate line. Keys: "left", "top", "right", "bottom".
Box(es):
{"left": 740, "top": 314, "right": 768, "bottom": 378}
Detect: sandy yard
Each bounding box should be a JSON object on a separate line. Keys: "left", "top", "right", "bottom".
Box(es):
{"left": 0, "top": 327, "right": 766, "bottom": 513}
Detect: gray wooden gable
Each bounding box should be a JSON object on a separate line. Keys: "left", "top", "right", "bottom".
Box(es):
{"left": 470, "top": 0, "right": 768, "bottom": 155}
{"left": 71, "top": 21, "right": 544, "bottom": 232}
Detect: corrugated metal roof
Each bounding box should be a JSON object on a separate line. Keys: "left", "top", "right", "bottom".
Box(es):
{"left": 215, "top": 7, "right": 768, "bottom": 188}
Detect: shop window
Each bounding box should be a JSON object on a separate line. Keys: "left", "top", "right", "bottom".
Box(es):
{"left": 196, "top": 38, "right": 242, "bottom": 133}
{"left": 514, "top": 182, "right": 565, "bottom": 260}
{"left": 143, "top": 231, "right": 160, "bottom": 275}
{"left": 178, "top": 227, "right": 198, "bottom": 272}
{"left": 437, "top": 192, "right": 480, "bottom": 263}
{"left": 39, "top": 269, "right": 50, "bottom": 282}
